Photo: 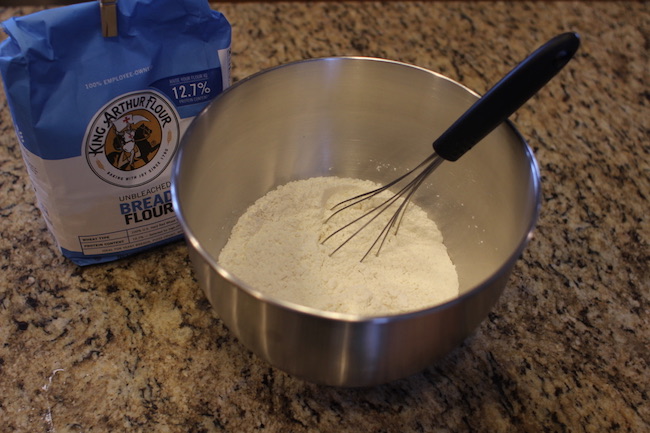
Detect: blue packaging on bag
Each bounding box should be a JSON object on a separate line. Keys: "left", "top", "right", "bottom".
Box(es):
{"left": 0, "top": 0, "right": 231, "bottom": 265}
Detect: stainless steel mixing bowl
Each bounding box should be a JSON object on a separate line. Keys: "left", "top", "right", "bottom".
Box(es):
{"left": 171, "top": 57, "right": 541, "bottom": 387}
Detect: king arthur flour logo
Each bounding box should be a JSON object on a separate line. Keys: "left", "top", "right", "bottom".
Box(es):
{"left": 84, "top": 90, "right": 180, "bottom": 187}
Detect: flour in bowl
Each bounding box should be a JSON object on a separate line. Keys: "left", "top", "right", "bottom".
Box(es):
{"left": 218, "top": 176, "right": 459, "bottom": 315}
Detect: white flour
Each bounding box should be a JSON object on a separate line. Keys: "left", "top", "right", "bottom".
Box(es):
{"left": 218, "top": 176, "right": 459, "bottom": 315}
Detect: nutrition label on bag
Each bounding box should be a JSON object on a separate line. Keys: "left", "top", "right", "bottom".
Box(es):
{"left": 78, "top": 215, "right": 182, "bottom": 255}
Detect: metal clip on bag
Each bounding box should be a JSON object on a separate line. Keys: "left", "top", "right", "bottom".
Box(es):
{"left": 0, "top": 0, "right": 231, "bottom": 265}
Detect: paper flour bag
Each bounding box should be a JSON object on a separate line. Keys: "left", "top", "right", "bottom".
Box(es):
{"left": 0, "top": 0, "right": 231, "bottom": 265}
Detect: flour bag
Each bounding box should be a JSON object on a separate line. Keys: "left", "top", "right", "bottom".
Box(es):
{"left": 0, "top": 0, "right": 231, "bottom": 265}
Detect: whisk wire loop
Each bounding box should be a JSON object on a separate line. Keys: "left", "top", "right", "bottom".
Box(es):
{"left": 322, "top": 154, "right": 444, "bottom": 261}
{"left": 325, "top": 153, "right": 439, "bottom": 220}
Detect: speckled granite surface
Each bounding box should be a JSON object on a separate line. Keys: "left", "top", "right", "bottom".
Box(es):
{"left": 0, "top": 1, "right": 648, "bottom": 432}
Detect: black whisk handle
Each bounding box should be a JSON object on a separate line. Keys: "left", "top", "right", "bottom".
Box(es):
{"left": 433, "top": 32, "right": 580, "bottom": 162}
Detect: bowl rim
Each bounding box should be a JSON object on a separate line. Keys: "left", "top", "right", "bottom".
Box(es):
{"left": 171, "top": 56, "right": 542, "bottom": 324}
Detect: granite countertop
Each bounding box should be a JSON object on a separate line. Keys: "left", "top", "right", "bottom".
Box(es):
{"left": 0, "top": 1, "right": 648, "bottom": 432}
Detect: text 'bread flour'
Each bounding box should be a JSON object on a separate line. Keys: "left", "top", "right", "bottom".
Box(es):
{"left": 0, "top": 0, "right": 231, "bottom": 265}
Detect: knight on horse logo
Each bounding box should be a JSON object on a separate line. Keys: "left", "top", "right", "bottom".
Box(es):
{"left": 107, "top": 113, "right": 159, "bottom": 171}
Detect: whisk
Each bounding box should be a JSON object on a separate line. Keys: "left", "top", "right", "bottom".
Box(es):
{"left": 322, "top": 32, "right": 580, "bottom": 261}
